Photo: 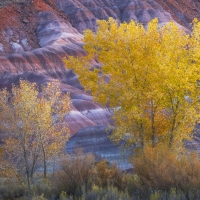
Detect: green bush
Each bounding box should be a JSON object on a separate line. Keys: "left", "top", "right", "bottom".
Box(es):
{"left": 0, "top": 179, "right": 27, "bottom": 199}
{"left": 83, "top": 185, "right": 131, "bottom": 200}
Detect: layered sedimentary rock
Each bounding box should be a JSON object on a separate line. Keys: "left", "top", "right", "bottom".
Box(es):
{"left": 57, "top": 0, "right": 176, "bottom": 33}
{"left": 0, "top": 0, "right": 200, "bottom": 168}
{"left": 1, "top": 0, "right": 199, "bottom": 56}
{"left": 66, "top": 126, "right": 133, "bottom": 170}
{"left": 155, "top": 0, "right": 200, "bottom": 30}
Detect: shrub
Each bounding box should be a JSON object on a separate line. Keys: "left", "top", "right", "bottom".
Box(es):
{"left": 94, "top": 160, "right": 124, "bottom": 189}
{"left": 84, "top": 185, "right": 131, "bottom": 200}
{"left": 54, "top": 150, "right": 95, "bottom": 197}
{"left": 32, "top": 194, "right": 47, "bottom": 200}
{"left": 132, "top": 145, "right": 200, "bottom": 198}
{"left": 53, "top": 152, "right": 131, "bottom": 198}
{"left": 0, "top": 181, "right": 27, "bottom": 199}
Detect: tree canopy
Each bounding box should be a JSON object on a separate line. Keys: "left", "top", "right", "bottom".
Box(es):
{"left": 0, "top": 80, "right": 71, "bottom": 190}
{"left": 65, "top": 18, "right": 200, "bottom": 150}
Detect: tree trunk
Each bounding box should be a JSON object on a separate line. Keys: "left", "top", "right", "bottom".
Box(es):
{"left": 169, "top": 117, "right": 176, "bottom": 149}
{"left": 23, "top": 144, "right": 31, "bottom": 198}
{"left": 140, "top": 123, "right": 144, "bottom": 150}
{"left": 151, "top": 103, "right": 156, "bottom": 147}
{"left": 152, "top": 134, "right": 155, "bottom": 147}
{"left": 41, "top": 142, "right": 47, "bottom": 179}
{"left": 169, "top": 133, "right": 174, "bottom": 149}
{"left": 39, "top": 131, "right": 47, "bottom": 179}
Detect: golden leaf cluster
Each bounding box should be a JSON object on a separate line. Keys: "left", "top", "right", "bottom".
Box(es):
{"left": 65, "top": 18, "right": 200, "bottom": 150}
{"left": 0, "top": 80, "right": 71, "bottom": 186}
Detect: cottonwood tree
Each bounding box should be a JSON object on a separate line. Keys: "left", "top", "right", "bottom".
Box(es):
{"left": 0, "top": 80, "right": 70, "bottom": 191}
{"left": 65, "top": 18, "right": 200, "bottom": 150}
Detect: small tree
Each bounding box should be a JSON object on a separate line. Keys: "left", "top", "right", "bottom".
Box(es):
{"left": 0, "top": 80, "right": 71, "bottom": 192}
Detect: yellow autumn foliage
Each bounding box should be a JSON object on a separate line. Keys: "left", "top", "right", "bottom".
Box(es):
{"left": 65, "top": 18, "right": 200, "bottom": 150}
{"left": 0, "top": 80, "right": 71, "bottom": 190}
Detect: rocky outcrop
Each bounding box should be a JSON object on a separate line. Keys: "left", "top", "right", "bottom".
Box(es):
{"left": 57, "top": 0, "right": 176, "bottom": 33}
{"left": 66, "top": 126, "right": 133, "bottom": 170}
{"left": 155, "top": 0, "right": 200, "bottom": 30}
{"left": 57, "top": 0, "right": 200, "bottom": 33}
{"left": 0, "top": 1, "right": 112, "bottom": 135}
{"left": 0, "top": 0, "right": 199, "bottom": 56}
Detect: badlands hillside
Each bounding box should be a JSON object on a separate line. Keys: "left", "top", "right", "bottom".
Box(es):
{"left": 0, "top": 0, "right": 200, "bottom": 168}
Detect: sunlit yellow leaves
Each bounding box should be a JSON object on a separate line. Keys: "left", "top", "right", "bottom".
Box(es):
{"left": 65, "top": 18, "right": 200, "bottom": 150}
{"left": 0, "top": 80, "right": 71, "bottom": 181}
